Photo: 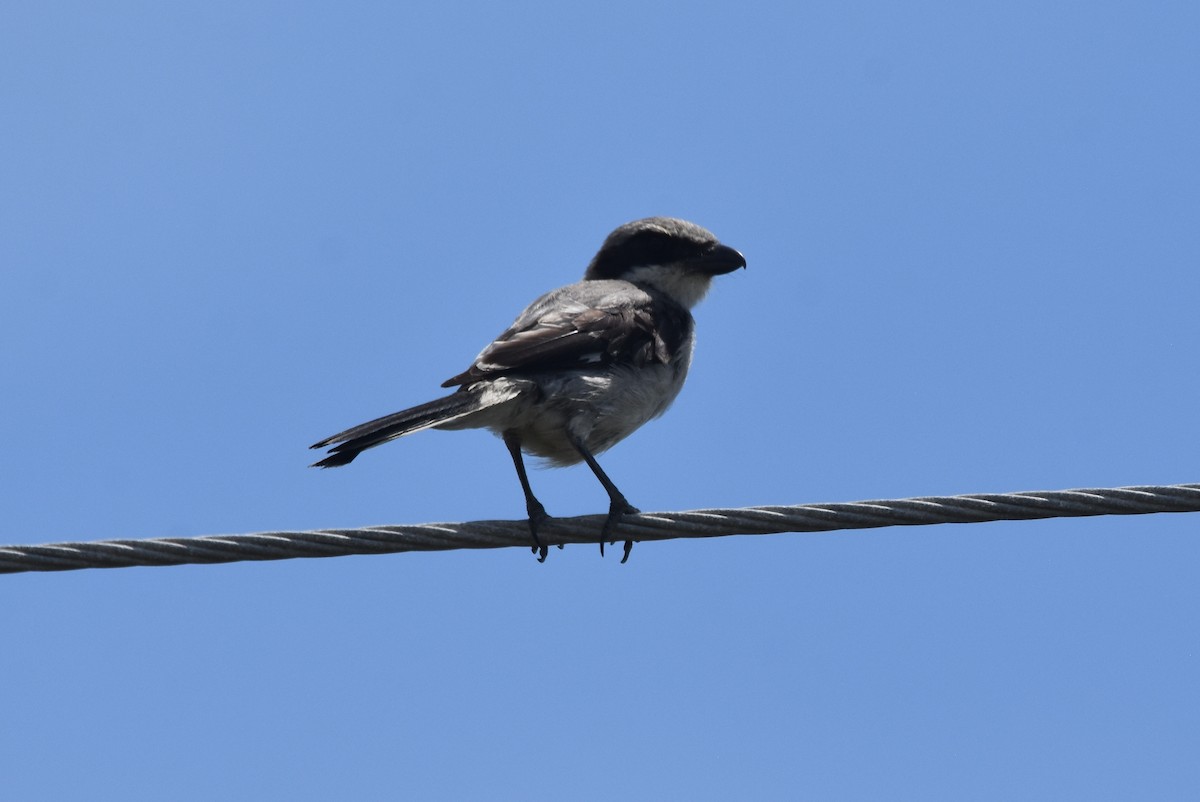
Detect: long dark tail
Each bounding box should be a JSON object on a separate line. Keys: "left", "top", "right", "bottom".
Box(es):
{"left": 309, "top": 390, "right": 484, "bottom": 468}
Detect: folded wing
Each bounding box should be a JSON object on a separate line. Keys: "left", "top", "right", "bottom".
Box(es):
{"left": 441, "top": 283, "right": 688, "bottom": 388}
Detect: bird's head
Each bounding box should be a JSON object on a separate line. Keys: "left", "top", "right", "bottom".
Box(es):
{"left": 583, "top": 217, "right": 746, "bottom": 308}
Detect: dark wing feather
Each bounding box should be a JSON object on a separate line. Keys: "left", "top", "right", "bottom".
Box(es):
{"left": 441, "top": 285, "right": 688, "bottom": 388}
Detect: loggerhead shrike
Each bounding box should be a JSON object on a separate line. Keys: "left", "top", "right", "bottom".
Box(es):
{"left": 310, "top": 217, "right": 746, "bottom": 563}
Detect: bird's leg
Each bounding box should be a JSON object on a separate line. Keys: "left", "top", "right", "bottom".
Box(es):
{"left": 567, "top": 432, "right": 639, "bottom": 562}
{"left": 504, "top": 431, "right": 550, "bottom": 562}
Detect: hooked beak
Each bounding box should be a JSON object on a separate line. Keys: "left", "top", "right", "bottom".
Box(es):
{"left": 693, "top": 242, "right": 747, "bottom": 275}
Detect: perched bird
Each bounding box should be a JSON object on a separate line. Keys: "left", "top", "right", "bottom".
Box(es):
{"left": 310, "top": 217, "right": 745, "bottom": 562}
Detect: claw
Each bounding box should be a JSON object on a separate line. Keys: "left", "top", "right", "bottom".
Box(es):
{"left": 599, "top": 497, "right": 639, "bottom": 558}
{"left": 527, "top": 500, "right": 551, "bottom": 563}
{"left": 505, "top": 431, "right": 554, "bottom": 564}
{"left": 565, "top": 431, "right": 639, "bottom": 564}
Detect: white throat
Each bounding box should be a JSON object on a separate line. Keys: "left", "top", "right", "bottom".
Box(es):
{"left": 623, "top": 264, "right": 713, "bottom": 309}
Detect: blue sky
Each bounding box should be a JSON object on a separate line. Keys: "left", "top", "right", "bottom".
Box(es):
{"left": 2, "top": 2, "right": 1198, "bottom": 799}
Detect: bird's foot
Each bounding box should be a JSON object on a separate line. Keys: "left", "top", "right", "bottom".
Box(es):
{"left": 621, "top": 538, "right": 636, "bottom": 564}
{"left": 527, "top": 501, "right": 551, "bottom": 563}
{"left": 599, "top": 497, "right": 639, "bottom": 560}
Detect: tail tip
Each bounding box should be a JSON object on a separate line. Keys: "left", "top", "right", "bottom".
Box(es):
{"left": 310, "top": 450, "right": 358, "bottom": 468}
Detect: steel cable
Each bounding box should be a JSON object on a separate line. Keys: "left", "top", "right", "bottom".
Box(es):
{"left": 3, "top": 482, "right": 1197, "bottom": 574}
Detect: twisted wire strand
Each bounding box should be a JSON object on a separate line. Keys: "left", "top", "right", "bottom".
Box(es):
{"left": 3, "top": 482, "right": 1198, "bottom": 575}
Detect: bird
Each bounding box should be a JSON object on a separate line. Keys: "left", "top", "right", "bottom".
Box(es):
{"left": 310, "top": 216, "right": 746, "bottom": 563}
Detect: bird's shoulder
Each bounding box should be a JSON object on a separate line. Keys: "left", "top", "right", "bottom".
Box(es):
{"left": 441, "top": 279, "right": 693, "bottom": 388}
